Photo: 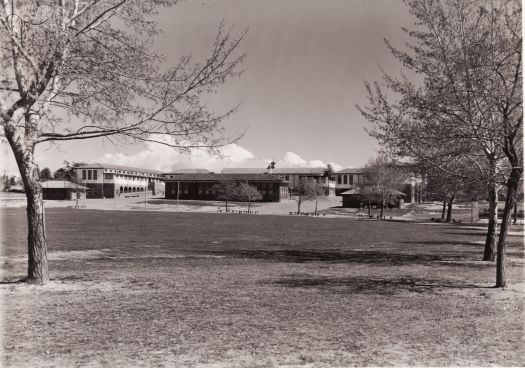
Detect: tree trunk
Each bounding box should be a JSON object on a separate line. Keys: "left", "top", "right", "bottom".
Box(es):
{"left": 380, "top": 200, "right": 384, "bottom": 219}
{"left": 4, "top": 115, "right": 50, "bottom": 284}
{"left": 314, "top": 198, "right": 318, "bottom": 215}
{"left": 513, "top": 201, "right": 518, "bottom": 225}
{"left": 368, "top": 201, "right": 371, "bottom": 216}
{"left": 496, "top": 168, "right": 522, "bottom": 288}
{"left": 483, "top": 162, "right": 498, "bottom": 261}
{"left": 483, "top": 174, "right": 498, "bottom": 261}
{"left": 248, "top": 199, "right": 251, "bottom": 212}
{"left": 441, "top": 197, "right": 446, "bottom": 219}
{"left": 25, "top": 186, "right": 49, "bottom": 283}
{"left": 446, "top": 195, "right": 454, "bottom": 222}
{"left": 225, "top": 200, "right": 228, "bottom": 212}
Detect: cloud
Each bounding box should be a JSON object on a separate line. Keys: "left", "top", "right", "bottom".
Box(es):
{"left": 1, "top": 133, "right": 346, "bottom": 177}
{"left": 92, "top": 135, "right": 345, "bottom": 173}
{"left": 276, "top": 152, "right": 342, "bottom": 171}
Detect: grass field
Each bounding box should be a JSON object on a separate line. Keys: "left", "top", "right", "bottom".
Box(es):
{"left": 1, "top": 208, "right": 524, "bottom": 367}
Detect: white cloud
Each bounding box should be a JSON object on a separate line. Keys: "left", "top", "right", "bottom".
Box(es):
{"left": 1, "top": 133, "right": 347, "bottom": 177}
{"left": 92, "top": 136, "right": 346, "bottom": 173}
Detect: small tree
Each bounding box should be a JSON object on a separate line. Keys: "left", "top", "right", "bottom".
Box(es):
{"left": 3, "top": 175, "right": 11, "bottom": 191}
{"left": 361, "top": 156, "right": 408, "bottom": 219}
{"left": 213, "top": 180, "right": 239, "bottom": 212}
{"left": 235, "top": 182, "right": 262, "bottom": 212}
{"left": 38, "top": 167, "right": 53, "bottom": 182}
{"left": 291, "top": 178, "right": 320, "bottom": 214}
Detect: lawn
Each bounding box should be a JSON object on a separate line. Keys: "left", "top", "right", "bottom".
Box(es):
{"left": 1, "top": 208, "right": 524, "bottom": 367}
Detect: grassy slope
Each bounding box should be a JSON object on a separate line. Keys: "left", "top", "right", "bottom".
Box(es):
{"left": 1, "top": 208, "right": 524, "bottom": 367}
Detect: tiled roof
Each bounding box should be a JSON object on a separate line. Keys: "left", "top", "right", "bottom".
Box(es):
{"left": 41, "top": 180, "right": 87, "bottom": 189}
{"left": 333, "top": 168, "right": 364, "bottom": 174}
{"left": 163, "top": 173, "right": 283, "bottom": 182}
{"left": 163, "top": 169, "right": 213, "bottom": 175}
{"left": 341, "top": 188, "right": 405, "bottom": 196}
{"left": 272, "top": 167, "right": 326, "bottom": 175}
{"left": 221, "top": 168, "right": 268, "bottom": 174}
{"left": 75, "top": 163, "right": 163, "bottom": 175}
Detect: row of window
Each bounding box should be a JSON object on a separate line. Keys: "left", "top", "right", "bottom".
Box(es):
{"left": 83, "top": 171, "right": 153, "bottom": 182}
{"left": 104, "top": 169, "right": 161, "bottom": 178}
{"left": 82, "top": 170, "right": 98, "bottom": 181}
{"left": 171, "top": 182, "right": 275, "bottom": 196}
{"left": 81, "top": 169, "right": 160, "bottom": 180}
{"left": 337, "top": 174, "right": 362, "bottom": 185}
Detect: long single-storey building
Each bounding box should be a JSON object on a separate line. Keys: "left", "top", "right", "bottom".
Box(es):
{"left": 222, "top": 167, "right": 334, "bottom": 196}
{"left": 164, "top": 174, "right": 285, "bottom": 202}
{"left": 341, "top": 188, "right": 406, "bottom": 208}
{"left": 42, "top": 180, "right": 87, "bottom": 200}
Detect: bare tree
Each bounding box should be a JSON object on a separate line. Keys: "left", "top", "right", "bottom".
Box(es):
{"left": 358, "top": 0, "right": 521, "bottom": 287}
{"left": 235, "top": 182, "right": 262, "bottom": 212}
{"left": 213, "top": 180, "right": 238, "bottom": 213}
{"left": 291, "top": 178, "right": 322, "bottom": 214}
{"left": 419, "top": 157, "right": 482, "bottom": 222}
{"left": 0, "top": 1, "right": 245, "bottom": 284}
{"left": 361, "top": 155, "right": 408, "bottom": 219}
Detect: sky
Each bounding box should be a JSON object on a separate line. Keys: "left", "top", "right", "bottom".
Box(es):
{"left": 1, "top": 0, "right": 415, "bottom": 176}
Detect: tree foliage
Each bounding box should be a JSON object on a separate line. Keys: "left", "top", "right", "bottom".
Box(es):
{"left": 38, "top": 167, "right": 53, "bottom": 181}
{"left": 360, "top": 155, "right": 409, "bottom": 218}
{"left": 213, "top": 180, "right": 239, "bottom": 212}
{"left": 235, "top": 182, "right": 262, "bottom": 211}
{"left": 358, "top": 0, "right": 522, "bottom": 287}
{"left": 290, "top": 178, "right": 325, "bottom": 214}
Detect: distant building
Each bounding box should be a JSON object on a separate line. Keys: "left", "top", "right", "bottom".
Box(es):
{"left": 164, "top": 173, "right": 285, "bottom": 202}
{"left": 161, "top": 169, "right": 213, "bottom": 179}
{"left": 332, "top": 168, "right": 365, "bottom": 196}
{"left": 41, "top": 180, "right": 87, "bottom": 200}
{"left": 75, "top": 163, "right": 165, "bottom": 198}
{"left": 221, "top": 168, "right": 268, "bottom": 174}
{"left": 333, "top": 166, "right": 425, "bottom": 203}
{"left": 222, "top": 166, "right": 334, "bottom": 195}
{"left": 340, "top": 188, "right": 406, "bottom": 208}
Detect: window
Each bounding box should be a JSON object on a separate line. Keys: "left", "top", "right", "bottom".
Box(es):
{"left": 337, "top": 175, "right": 341, "bottom": 184}
{"left": 104, "top": 173, "right": 114, "bottom": 180}
{"left": 88, "top": 170, "right": 92, "bottom": 180}
{"left": 93, "top": 170, "right": 98, "bottom": 180}
{"left": 349, "top": 175, "right": 354, "bottom": 185}
{"left": 343, "top": 175, "right": 347, "bottom": 184}
{"left": 285, "top": 175, "right": 289, "bottom": 181}
{"left": 82, "top": 170, "right": 86, "bottom": 180}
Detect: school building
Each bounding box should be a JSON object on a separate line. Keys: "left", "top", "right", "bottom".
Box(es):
{"left": 75, "top": 163, "right": 165, "bottom": 198}
{"left": 164, "top": 173, "right": 285, "bottom": 202}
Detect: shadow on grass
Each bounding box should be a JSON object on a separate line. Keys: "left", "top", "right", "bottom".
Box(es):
{"left": 400, "top": 240, "right": 483, "bottom": 246}
{"left": 0, "top": 277, "right": 27, "bottom": 284}
{"left": 201, "top": 249, "right": 492, "bottom": 267}
{"left": 271, "top": 275, "right": 492, "bottom": 295}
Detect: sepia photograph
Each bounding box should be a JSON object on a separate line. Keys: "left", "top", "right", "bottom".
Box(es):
{"left": 0, "top": 0, "right": 523, "bottom": 366}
